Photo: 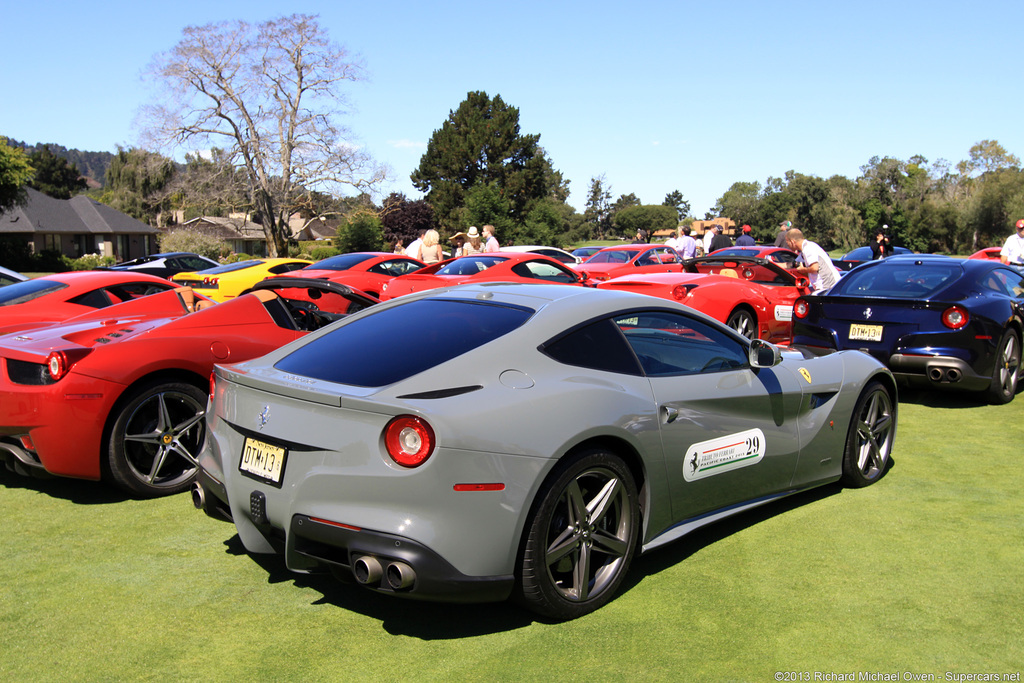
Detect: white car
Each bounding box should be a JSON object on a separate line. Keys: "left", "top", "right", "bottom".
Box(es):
{"left": 1, "top": 265, "right": 29, "bottom": 286}
{"left": 500, "top": 245, "right": 581, "bottom": 264}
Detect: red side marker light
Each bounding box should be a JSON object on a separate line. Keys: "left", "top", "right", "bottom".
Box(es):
{"left": 453, "top": 483, "right": 506, "bottom": 492}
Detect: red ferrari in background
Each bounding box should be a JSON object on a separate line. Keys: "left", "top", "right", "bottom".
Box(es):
{"left": 709, "top": 245, "right": 800, "bottom": 267}
{"left": 597, "top": 255, "right": 813, "bottom": 343}
{"left": 380, "top": 252, "right": 585, "bottom": 300}
{"left": 0, "top": 271, "right": 181, "bottom": 336}
{"left": 968, "top": 247, "right": 1002, "bottom": 261}
{"left": 0, "top": 278, "right": 377, "bottom": 497}
{"left": 275, "top": 251, "right": 425, "bottom": 298}
{"left": 570, "top": 244, "right": 684, "bottom": 282}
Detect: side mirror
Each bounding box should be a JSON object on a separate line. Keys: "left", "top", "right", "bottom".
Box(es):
{"left": 749, "top": 338, "right": 782, "bottom": 368}
{"left": 794, "top": 276, "right": 810, "bottom": 289}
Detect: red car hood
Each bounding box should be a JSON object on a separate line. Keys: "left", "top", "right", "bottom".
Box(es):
{"left": 382, "top": 274, "right": 464, "bottom": 299}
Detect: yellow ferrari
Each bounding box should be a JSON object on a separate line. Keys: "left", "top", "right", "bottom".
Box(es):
{"left": 170, "top": 258, "right": 312, "bottom": 303}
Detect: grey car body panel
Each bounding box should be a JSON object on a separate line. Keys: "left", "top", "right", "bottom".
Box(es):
{"left": 200, "top": 282, "right": 894, "bottom": 593}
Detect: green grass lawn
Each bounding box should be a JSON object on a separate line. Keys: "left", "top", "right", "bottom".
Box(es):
{"left": 2, "top": 389, "right": 1021, "bottom": 681}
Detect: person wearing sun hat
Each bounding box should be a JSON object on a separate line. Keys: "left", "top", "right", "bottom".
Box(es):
{"left": 735, "top": 224, "right": 756, "bottom": 247}
{"left": 463, "top": 226, "right": 483, "bottom": 255}
{"left": 1000, "top": 219, "right": 1024, "bottom": 265}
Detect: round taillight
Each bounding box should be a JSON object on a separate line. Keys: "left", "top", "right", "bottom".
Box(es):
{"left": 671, "top": 284, "right": 688, "bottom": 300}
{"left": 384, "top": 416, "right": 435, "bottom": 468}
{"left": 941, "top": 305, "right": 969, "bottom": 330}
{"left": 794, "top": 299, "right": 810, "bottom": 319}
{"left": 46, "top": 351, "right": 69, "bottom": 380}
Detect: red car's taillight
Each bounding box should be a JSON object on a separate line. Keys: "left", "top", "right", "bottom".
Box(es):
{"left": 384, "top": 415, "right": 435, "bottom": 468}
{"left": 941, "top": 305, "right": 969, "bottom": 330}
{"left": 45, "top": 349, "right": 91, "bottom": 381}
{"left": 794, "top": 299, "right": 811, "bottom": 319}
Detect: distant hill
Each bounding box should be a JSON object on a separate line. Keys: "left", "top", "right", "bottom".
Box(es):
{"left": 5, "top": 139, "right": 113, "bottom": 188}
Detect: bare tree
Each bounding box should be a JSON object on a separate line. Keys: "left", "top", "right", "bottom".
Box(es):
{"left": 141, "top": 14, "right": 388, "bottom": 256}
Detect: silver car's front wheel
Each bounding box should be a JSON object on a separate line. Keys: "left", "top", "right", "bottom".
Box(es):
{"left": 107, "top": 381, "right": 206, "bottom": 497}
{"left": 518, "top": 450, "right": 639, "bottom": 620}
{"left": 841, "top": 381, "right": 895, "bottom": 488}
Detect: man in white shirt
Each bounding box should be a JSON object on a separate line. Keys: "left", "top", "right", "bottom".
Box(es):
{"left": 1000, "top": 219, "right": 1024, "bottom": 265}
{"left": 786, "top": 228, "right": 842, "bottom": 292}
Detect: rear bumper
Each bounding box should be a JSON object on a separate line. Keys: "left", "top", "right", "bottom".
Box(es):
{"left": 888, "top": 354, "right": 990, "bottom": 391}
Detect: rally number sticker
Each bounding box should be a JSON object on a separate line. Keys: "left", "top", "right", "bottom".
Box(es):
{"left": 683, "top": 428, "right": 766, "bottom": 482}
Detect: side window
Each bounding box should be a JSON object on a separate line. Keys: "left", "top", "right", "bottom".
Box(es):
{"left": 615, "top": 311, "right": 747, "bottom": 376}
{"left": 511, "top": 261, "right": 576, "bottom": 283}
{"left": 541, "top": 318, "right": 643, "bottom": 376}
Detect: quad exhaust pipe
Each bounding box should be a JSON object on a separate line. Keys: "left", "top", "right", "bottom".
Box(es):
{"left": 352, "top": 555, "right": 416, "bottom": 591}
{"left": 928, "top": 366, "right": 962, "bottom": 383}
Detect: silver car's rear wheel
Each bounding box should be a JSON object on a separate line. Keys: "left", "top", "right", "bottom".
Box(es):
{"left": 841, "top": 381, "right": 895, "bottom": 488}
{"left": 107, "top": 381, "right": 206, "bottom": 497}
{"left": 518, "top": 450, "right": 638, "bottom": 620}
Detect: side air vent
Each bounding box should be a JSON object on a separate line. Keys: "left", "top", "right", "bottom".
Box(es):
{"left": 396, "top": 385, "right": 483, "bottom": 400}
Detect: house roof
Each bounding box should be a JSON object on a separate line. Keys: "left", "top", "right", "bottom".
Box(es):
{"left": 179, "top": 216, "right": 266, "bottom": 241}
{"left": 0, "top": 187, "right": 160, "bottom": 235}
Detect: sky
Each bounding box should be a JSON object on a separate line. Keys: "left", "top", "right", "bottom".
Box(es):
{"left": 4, "top": 0, "right": 1023, "bottom": 219}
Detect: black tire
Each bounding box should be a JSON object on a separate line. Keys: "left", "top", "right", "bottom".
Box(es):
{"left": 726, "top": 308, "right": 756, "bottom": 340}
{"left": 107, "top": 380, "right": 207, "bottom": 497}
{"left": 841, "top": 381, "right": 895, "bottom": 488}
{"left": 986, "top": 329, "right": 1020, "bottom": 405}
{"left": 518, "top": 449, "right": 639, "bottom": 620}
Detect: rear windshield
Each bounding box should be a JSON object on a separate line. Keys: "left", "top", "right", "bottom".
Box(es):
{"left": 0, "top": 279, "right": 67, "bottom": 306}
{"left": 274, "top": 298, "right": 534, "bottom": 387}
{"left": 305, "top": 253, "right": 374, "bottom": 271}
{"left": 833, "top": 262, "right": 962, "bottom": 298}
{"left": 192, "top": 260, "right": 262, "bottom": 275}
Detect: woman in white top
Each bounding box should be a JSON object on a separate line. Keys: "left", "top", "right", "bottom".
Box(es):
{"left": 463, "top": 226, "right": 484, "bottom": 255}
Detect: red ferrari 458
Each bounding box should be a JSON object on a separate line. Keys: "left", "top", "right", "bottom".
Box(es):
{"left": 598, "top": 255, "right": 812, "bottom": 343}
{"left": 380, "top": 252, "right": 586, "bottom": 300}
{"left": 0, "top": 270, "right": 181, "bottom": 336}
{"left": 0, "top": 278, "right": 377, "bottom": 497}
{"left": 275, "top": 251, "right": 425, "bottom": 298}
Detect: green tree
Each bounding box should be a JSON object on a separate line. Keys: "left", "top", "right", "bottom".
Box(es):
{"left": 28, "top": 145, "right": 86, "bottom": 199}
{"left": 102, "top": 147, "right": 175, "bottom": 224}
{"left": 0, "top": 137, "right": 35, "bottom": 212}
{"left": 612, "top": 205, "right": 677, "bottom": 239}
{"left": 159, "top": 228, "right": 227, "bottom": 259}
{"left": 335, "top": 211, "right": 384, "bottom": 253}
{"left": 582, "top": 175, "right": 612, "bottom": 239}
{"left": 142, "top": 14, "right": 386, "bottom": 257}
{"left": 662, "top": 190, "right": 690, "bottom": 221}
{"left": 411, "top": 91, "right": 558, "bottom": 231}
{"left": 715, "top": 181, "right": 761, "bottom": 230}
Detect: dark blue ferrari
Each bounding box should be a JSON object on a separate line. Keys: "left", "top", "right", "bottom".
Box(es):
{"left": 792, "top": 255, "right": 1024, "bottom": 404}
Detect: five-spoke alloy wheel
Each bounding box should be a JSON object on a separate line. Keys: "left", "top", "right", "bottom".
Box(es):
{"left": 518, "top": 449, "right": 639, "bottom": 620}
{"left": 842, "top": 381, "right": 896, "bottom": 487}
{"left": 107, "top": 380, "right": 207, "bottom": 497}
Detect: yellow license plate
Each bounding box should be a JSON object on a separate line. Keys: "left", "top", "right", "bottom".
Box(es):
{"left": 240, "top": 437, "right": 287, "bottom": 485}
{"left": 849, "top": 323, "right": 883, "bottom": 342}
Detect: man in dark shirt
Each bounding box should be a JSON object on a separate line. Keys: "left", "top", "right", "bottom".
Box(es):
{"left": 708, "top": 225, "right": 733, "bottom": 253}
{"left": 736, "top": 225, "right": 756, "bottom": 247}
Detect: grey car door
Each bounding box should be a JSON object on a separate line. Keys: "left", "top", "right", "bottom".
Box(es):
{"left": 614, "top": 310, "right": 805, "bottom": 524}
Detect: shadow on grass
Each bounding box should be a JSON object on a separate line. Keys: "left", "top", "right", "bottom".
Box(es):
{"left": 212, "top": 476, "right": 888, "bottom": 638}
{"left": 0, "top": 466, "right": 132, "bottom": 505}
{"left": 897, "top": 387, "right": 1004, "bottom": 409}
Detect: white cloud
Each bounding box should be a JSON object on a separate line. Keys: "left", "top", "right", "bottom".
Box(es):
{"left": 388, "top": 139, "right": 427, "bottom": 151}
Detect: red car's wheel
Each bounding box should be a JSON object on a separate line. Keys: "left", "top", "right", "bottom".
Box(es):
{"left": 107, "top": 380, "right": 206, "bottom": 497}
{"left": 726, "top": 308, "right": 756, "bottom": 340}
